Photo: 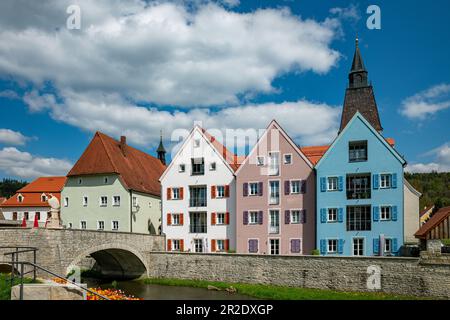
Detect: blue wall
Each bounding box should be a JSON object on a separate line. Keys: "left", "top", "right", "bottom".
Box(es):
{"left": 316, "top": 115, "right": 405, "bottom": 256}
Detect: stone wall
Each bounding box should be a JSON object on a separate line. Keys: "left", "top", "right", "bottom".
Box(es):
{"left": 146, "top": 252, "right": 450, "bottom": 298}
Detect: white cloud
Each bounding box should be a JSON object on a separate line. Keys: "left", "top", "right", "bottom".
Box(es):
{"left": 400, "top": 83, "right": 450, "bottom": 120}
{"left": 0, "top": 147, "right": 73, "bottom": 179}
{"left": 0, "top": 90, "right": 20, "bottom": 99}
{"left": 22, "top": 89, "right": 340, "bottom": 150}
{"left": 0, "top": 0, "right": 341, "bottom": 107}
{"left": 406, "top": 143, "right": 450, "bottom": 173}
{"left": 0, "top": 129, "right": 30, "bottom": 146}
{"left": 329, "top": 4, "right": 360, "bottom": 22}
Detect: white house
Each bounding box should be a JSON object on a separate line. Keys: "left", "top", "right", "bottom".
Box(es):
{"left": 160, "top": 126, "right": 241, "bottom": 253}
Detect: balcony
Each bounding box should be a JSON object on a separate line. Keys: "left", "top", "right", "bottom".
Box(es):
{"left": 269, "top": 226, "right": 280, "bottom": 234}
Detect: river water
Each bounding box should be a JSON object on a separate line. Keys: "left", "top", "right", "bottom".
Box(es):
{"left": 84, "top": 279, "right": 256, "bottom": 300}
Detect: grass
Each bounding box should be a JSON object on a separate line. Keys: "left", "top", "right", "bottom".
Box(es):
{"left": 0, "top": 273, "right": 36, "bottom": 300}
{"left": 442, "top": 239, "right": 450, "bottom": 246}
{"left": 142, "top": 277, "right": 423, "bottom": 300}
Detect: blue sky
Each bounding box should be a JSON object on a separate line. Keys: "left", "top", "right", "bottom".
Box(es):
{"left": 0, "top": 0, "right": 449, "bottom": 180}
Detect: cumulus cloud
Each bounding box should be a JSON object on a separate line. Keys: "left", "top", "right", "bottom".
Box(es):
{"left": 0, "top": 147, "right": 73, "bottom": 179}
{"left": 0, "top": 0, "right": 341, "bottom": 107}
{"left": 22, "top": 88, "right": 340, "bottom": 151}
{"left": 0, "top": 129, "right": 31, "bottom": 146}
{"left": 400, "top": 83, "right": 450, "bottom": 120}
{"left": 406, "top": 143, "right": 450, "bottom": 173}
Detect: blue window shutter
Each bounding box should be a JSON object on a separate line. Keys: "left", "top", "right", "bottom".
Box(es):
{"left": 373, "top": 238, "right": 380, "bottom": 255}
{"left": 393, "top": 238, "right": 398, "bottom": 252}
{"left": 338, "top": 239, "right": 344, "bottom": 254}
{"left": 258, "top": 182, "right": 263, "bottom": 196}
{"left": 392, "top": 173, "right": 397, "bottom": 189}
{"left": 258, "top": 211, "right": 263, "bottom": 224}
{"left": 320, "top": 239, "right": 326, "bottom": 255}
{"left": 320, "top": 177, "right": 326, "bottom": 192}
{"left": 338, "top": 208, "right": 344, "bottom": 223}
{"left": 373, "top": 174, "right": 379, "bottom": 189}
{"left": 373, "top": 206, "right": 379, "bottom": 222}
{"left": 243, "top": 183, "right": 248, "bottom": 197}
{"left": 392, "top": 206, "right": 398, "bottom": 221}
{"left": 285, "top": 210, "right": 290, "bottom": 224}
{"left": 320, "top": 208, "right": 326, "bottom": 223}
{"left": 243, "top": 211, "right": 249, "bottom": 225}
{"left": 338, "top": 176, "right": 344, "bottom": 191}
{"left": 284, "top": 180, "right": 290, "bottom": 195}
{"left": 301, "top": 180, "right": 307, "bottom": 194}
{"left": 301, "top": 209, "right": 307, "bottom": 224}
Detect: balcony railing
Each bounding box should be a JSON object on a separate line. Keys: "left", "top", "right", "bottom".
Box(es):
{"left": 269, "top": 226, "right": 280, "bottom": 234}
{"left": 189, "top": 198, "right": 207, "bottom": 207}
{"left": 189, "top": 224, "right": 207, "bottom": 234}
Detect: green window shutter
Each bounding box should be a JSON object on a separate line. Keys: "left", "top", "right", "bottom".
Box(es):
{"left": 392, "top": 238, "right": 398, "bottom": 252}
{"left": 373, "top": 174, "right": 379, "bottom": 189}
{"left": 338, "top": 176, "right": 344, "bottom": 191}
{"left": 338, "top": 208, "right": 344, "bottom": 223}
{"left": 320, "top": 239, "right": 326, "bottom": 255}
{"left": 392, "top": 206, "right": 398, "bottom": 221}
{"left": 373, "top": 206, "right": 379, "bottom": 222}
{"left": 392, "top": 173, "right": 397, "bottom": 188}
{"left": 320, "top": 177, "right": 326, "bottom": 192}
{"left": 320, "top": 208, "right": 327, "bottom": 223}
{"left": 337, "top": 239, "right": 344, "bottom": 254}
{"left": 373, "top": 238, "right": 380, "bottom": 255}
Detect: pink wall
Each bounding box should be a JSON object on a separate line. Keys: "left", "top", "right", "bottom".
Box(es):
{"left": 236, "top": 124, "right": 316, "bottom": 255}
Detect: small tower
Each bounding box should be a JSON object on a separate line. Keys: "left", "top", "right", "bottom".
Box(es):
{"left": 157, "top": 130, "right": 166, "bottom": 165}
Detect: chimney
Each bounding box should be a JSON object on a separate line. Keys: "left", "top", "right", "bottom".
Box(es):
{"left": 120, "top": 136, "right": 127, "bottom": 156}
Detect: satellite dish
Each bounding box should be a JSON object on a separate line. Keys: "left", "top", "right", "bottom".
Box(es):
{"left": 48, "top": 196, "right": 60, "bottom": 210}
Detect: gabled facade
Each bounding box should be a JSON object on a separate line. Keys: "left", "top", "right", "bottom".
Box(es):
{"left": 1, "top": 176, "right": 66, "bottom": 227}
{"left": 61, "top": 132, "right": 166, "bottom": 234}
{"left": 403, "top": 179, "right": 421, "bottom": 244}
{"left": 316, "top": 112, "right": 406, "bottom": 256}
{"left": 160, "top": 126, "right": 238, "bottom": 253}
{"left": 235, "top": 121, "right": 315, "bottom": 255}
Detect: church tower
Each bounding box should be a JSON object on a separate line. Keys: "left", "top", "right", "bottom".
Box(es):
{"left": 339, "top": 37, "right": 382, "bottom": 133}
{"left": 157, "top": 130, "right": 166, "bottom": 165}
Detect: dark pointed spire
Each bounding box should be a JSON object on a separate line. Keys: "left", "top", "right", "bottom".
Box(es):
{"left": 339, "top": 36, "right": 382, "bottom": 133}
{"left": 157, "top": 130, "right": 166, "bottom": 165}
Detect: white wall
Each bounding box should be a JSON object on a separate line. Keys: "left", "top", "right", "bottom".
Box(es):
{"left": 404, "top": 182, "right": 420, "bottom": 244}
{"left": 2, "top": 207, "right": 49, "bottom": 226}
{"left": 161, "top": 128, "right": 236, "bottom": 252}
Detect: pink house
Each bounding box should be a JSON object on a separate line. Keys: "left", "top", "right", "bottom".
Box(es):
{"left": 235, "top": 120, "right": 316, "bottom": 255}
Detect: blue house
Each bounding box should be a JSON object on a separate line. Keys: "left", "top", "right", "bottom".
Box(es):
{"left": 315, "top": 39, "right": 407, "bottom": 256}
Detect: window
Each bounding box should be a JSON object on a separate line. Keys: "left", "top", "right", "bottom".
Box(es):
{"left": 78, "top": 178, "right": 82, "bottom": 185}
{"left": 80, "top": 221, "right": 87, "bottom": 229}
{"left": 353, "top": 238, "right": 364, "bottom": 256}
{"left": 269, "top": 239, "right": 280, "bottom": 255}
{"left": 194, "top": 239, "right": 203, "bottom": 253}
{"left": 268, "top": 152, "right": 280, "bottom": 176}
{"left": 216, "top": 186, "right": 225, "bottom": 198}
{"left": 97, "top": 221, "right": 105, "bottom": 231}
{"left": 172, "top": 213, "right": 181, "bottom": 225}
{"left": 327, "top": 208, "right": 338, "bottom": 222}
{"left": 35, "top": 212, "right": 40, "bottom": 220}
{"left": 47, "top": 212, "right": 51, "bottom": 219}
{"left": 68, "top": 223, "right": 73, "bottom": 229}
{"left": 290, "top": 180, "right": 301, "bottom": 194}
{"left": 189, "top": 212, "right": 207, "bottom": 233}
{"left": 384, "top": 238, "right": 392, "bottom": 253}
{"left": 12, "top": 212, "right": 17, "bottom": 221}
{"left": 249, "top": 211, "right": 259, "bottom": 224}
{"left": 269, "top": 181, "right": 280, "bottom": 205}
{"left": 41, "top": 194, "right": 48, "bottom": 202}
{"left": 24, "top": 212, "right": 29, "bottom": 220}
{"left": 380, "top": 174, "right": 392, "bottom": 189}
{"left": 172, "top": 239, "right": 181, "bottom": 251}
{"left": 189, "top": 186, "right": 207, "bottom": 207}
{"left": 83, "top": 196, "right": 88, "bottom": 207}
{"left": 257, "top": 156, "right": 265, "bottom": 166}
{"left": 380, "top": 206, "right": 391, "bottom": 221}
{"left": 132, "top": 196, "right": 138, "bottom": 207}
{"left": 291, "top": 210, "right": 301, "bottom": 224}
{"left": 349, "top": 141, "right": 368, "bottom": 162}
{"left": 327, "top": 239, "right": 338, "bottom": 253}
{"left": 346, "top": 174, "right": 371, "bottom": 199}
{"left": 248, "top": 239, "right": 258, "bottom": 253}
{"left": 347, "top": 206, "right": 371, "bottom": 231}
{"left": 269, "top": 210, "right": 280, "bottom": 234}
{"left": 113, "top": 196, "right": 121, "bottom": 206}
{"left": 249, "top": 182, "right": 260, "bottom": 196}
{"left": 191, "top": 158, "right": 205, "bottom": 175}
{"left": 64, "top": 197, "right": 69, "bottom": 207}
{"left": 172, "top": 188, "right": 181, "bottom": 200}
{"left": 100, "top": 196, "right": 107, "bottom": 207}
{"left": 210, "top": 162, "right": 216, "bottom": 171}
{"left": 284, "top": 154, "right": 292, "bottom": 164}
{"left": 216, "top": 240, "right": 225, "bottom": 252}
{"left": 18, "top": 195, "right": 24, "bottom": 203}
{"left": 327, "top": 177, "right": 338, "bottom": 191}
{"left": 216, "top": 213, "right": 226, "bottom": 225}
{"left": 179, "top": 164, "right": 185, "bottom": 172}
{"left": 104, "top": 177, "right": 108, "bottom": 184}
{"left": 193, "top": 139, "right": 200, "bottom": 148}
{"left": 112, "top": 221, "right": 119, "bottom": 231}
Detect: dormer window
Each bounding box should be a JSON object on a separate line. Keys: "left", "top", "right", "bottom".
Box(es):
{"left": 78, "top": 178, "right": 83, "bottom": 185}
{"left": 17, "top": 194, "right": 24, "bottom": 203}
{"left": 193, "top": 139, "right": 200, "bottom": 148}
{"left": 104, "top": 177, "right": 108, "bottom": 184}
{"left": 41, "top": 194, "right": 48, "bottom": 202}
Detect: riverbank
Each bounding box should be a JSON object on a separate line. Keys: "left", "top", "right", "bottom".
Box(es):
{"left": 142, "top": 278, "right": 425, "bottom": 300}
{"left": 0, "top": 273, "right": 36, "bottom": 300}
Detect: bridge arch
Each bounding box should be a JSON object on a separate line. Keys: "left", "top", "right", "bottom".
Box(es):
{"left": 68, "top": 243, "right": 149, "bottom": 280}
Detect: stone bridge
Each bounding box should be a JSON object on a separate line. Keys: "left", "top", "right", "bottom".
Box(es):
{"left": 0, "top": 228, "right": 164, "bottom": 279}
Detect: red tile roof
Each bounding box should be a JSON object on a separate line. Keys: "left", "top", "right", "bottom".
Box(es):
{"left": 0, "top": 197, "right": 6, "bottom": 204}
{"left": 201, "top": 128, "right": 243, "bottom": 172}
{"left": 299, "top": 138, "right": 396, "bottom": 165}
{"left": 67, "top": 132, "right": 165, "bottom": 196}
{"left": 415, "top": 206, "right": 450, "bottom": 239}
{"left": 1, "top": 176, "right": 66, "bottom": 208}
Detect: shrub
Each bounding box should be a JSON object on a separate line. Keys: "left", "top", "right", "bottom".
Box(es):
{"left": 311, "top": 249, "right": 320, "bottom": 256}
